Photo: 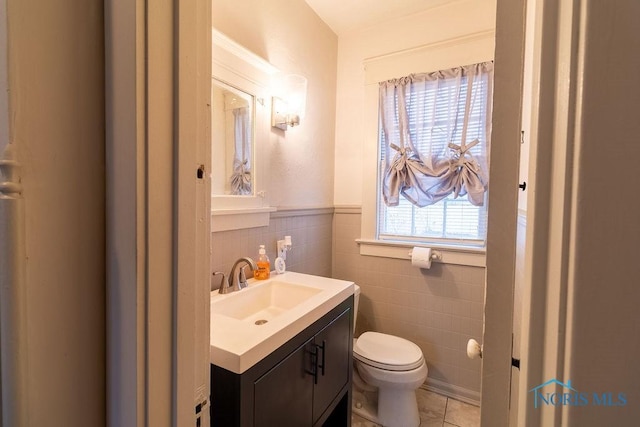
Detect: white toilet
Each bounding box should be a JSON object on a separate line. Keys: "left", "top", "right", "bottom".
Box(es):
{"left": 352, "top": 285, "right": 428, "bottom": 427}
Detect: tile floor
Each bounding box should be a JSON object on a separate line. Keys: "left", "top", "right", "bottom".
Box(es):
{"left": 351, "top": 388, "right": 480, "bottom": 427}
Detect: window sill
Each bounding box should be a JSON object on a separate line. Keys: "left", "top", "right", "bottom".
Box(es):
{"left": 355, "top": 238, "right": 486, "bottom": 267}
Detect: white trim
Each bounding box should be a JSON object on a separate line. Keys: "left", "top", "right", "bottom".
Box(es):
{"left": 270, "top": 206, "right": 334, "bottom": 218}
{"left": 480, "top": 0, "right": 526, "bottom": 424}
{"left": 356, "top": 239, "right": 485, "bottom": 267}
{"left": 333, "top": 205, "right": 361, "bottom": 215}
{"left": 212, "top": 206, "right": 277, "bottom": 216}
{"left": 364, "top": 29, "right": 495, "bottom": 64}
{"left": 363, "top": 30, "right": 495, "bottom": 84}
{"left": 211, "top": 207, "right": 276, "bottom": 232}
{"left": 211, "top": 28, "right": 275, "bottom": 227}
{"left": 212, "top": 29, "right": 278, "bottom": 78}
{"left": 210, "top": 206, "right": 336, "bottom": 232}
{"left": 176, "top": 0, "right": 211, "bottom": 425}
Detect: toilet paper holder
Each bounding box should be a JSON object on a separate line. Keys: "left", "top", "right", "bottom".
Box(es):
{"left": 407, "top": 249, "right": 442, "bottom": 262}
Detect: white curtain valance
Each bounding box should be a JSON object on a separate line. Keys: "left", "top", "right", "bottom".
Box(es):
{"left": 380, "top": 61, "right": 493, "bottom": 207}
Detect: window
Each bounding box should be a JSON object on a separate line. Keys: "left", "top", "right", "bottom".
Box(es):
{"left": 377, "top": 62, "right": 493, "bottom": 246}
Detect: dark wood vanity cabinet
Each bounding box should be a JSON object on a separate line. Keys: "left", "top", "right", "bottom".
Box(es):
{"left": 211, "top": 297, "right": 353, "bottom": 427}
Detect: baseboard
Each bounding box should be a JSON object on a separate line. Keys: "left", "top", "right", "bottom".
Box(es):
{"left": 422, "top": 378, "right": 480, "bottom": 406}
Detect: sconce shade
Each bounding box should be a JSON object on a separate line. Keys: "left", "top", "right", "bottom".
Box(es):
{"left": 272, "top": 74, "right": 308, "bottom": 131}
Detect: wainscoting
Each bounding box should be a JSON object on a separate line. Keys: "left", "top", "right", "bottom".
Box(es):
{"left": 210, "top": 208, "right": 333, "bottom": 290}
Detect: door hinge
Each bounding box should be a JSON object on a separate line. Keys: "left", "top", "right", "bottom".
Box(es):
{"left": 195, "top": 398, "right": 208, "bottom": 414}
{"left": 195, "top": 398, "right": 208, "bottom": 426}
{"left": 512, "top": 357, "right": 520, "bottom": 370}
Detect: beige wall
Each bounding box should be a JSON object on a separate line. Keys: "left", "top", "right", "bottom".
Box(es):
{"left": 212, "top": 0, "right": 337, "bottom": 209}
{"left": 6, "top": 0, "right": 105, "bottom": 425}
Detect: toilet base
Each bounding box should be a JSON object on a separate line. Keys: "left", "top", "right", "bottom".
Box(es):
{"left": 377, "top": 386, "right": 421, "bottom": 427}
{"left": 352, "top": 387, "right": 380, "bottom": 424}
{"left": 352, "top": 384, "right": 421, "bottom": 427}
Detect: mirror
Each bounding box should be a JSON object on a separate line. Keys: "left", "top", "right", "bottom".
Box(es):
{"left": 211, "top": 29, "right": 277, "bottom": 232}
{"left": 211, "top": 79, "right": 254, "bottom": 196}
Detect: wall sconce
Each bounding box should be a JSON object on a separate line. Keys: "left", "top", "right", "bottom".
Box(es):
{"left": 271, "top": 74, "right": 307, "bottom": 131}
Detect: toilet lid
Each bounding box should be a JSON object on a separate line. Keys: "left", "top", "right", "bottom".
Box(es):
{"left": 354, "top": 332, "right": 424, "bottom": 371}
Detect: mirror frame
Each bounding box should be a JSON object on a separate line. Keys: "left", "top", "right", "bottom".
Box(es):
{"left": 211, "top": 29, "right": 277, "bottom": 231}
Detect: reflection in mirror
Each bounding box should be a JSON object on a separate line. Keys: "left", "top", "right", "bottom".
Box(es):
{"left": 211, "top": 79, "right": 254, "bottom": 196}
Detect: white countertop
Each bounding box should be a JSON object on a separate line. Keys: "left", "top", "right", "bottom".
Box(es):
{"left": 210, "top": 271, "right": 354, "bottom": 374}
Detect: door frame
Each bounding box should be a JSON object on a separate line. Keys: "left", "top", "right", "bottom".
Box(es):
{"left": 516, "top": 0, "right": 584, "bottom": 425}
{"left": 488, "top": 0, "right": 589, "bottom": 425}
{"left": 105, "top": 0, "right": 211, "bottom": 425}
{"left": 104, "top": 0, "right": 587, "bottom": 425}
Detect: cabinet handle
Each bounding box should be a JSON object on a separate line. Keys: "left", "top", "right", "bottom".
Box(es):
{"left": 306, "top": 345, "right": 319, "bottom": 385}
{"left": 317, "top": 340, "right": 326, "bottom": 377}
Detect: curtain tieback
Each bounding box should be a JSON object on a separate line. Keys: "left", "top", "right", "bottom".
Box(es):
{"left": 390, "top": 143, "right": 410, "bottom": 155}
{"left": 448, "top": 139, "right": 481, "bottom": 172}
{"left": 390, "top": 143, "right": 414, "bottom": 171}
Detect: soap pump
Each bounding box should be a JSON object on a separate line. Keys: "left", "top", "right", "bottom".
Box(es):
{"left": 255, "top": 244, "right": 270, "bottom": 280}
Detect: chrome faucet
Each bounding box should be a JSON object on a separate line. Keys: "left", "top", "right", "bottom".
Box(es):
{"left": 217, "top": 257, "right": 257, "bottom": 294}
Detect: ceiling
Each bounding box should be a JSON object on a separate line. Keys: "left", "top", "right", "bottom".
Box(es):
{"left": 304, "top": 0, "right": 456, "bottom": 36}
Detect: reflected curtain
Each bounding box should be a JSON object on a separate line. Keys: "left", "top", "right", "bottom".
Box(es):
{"left": 380, "top": 62, "right": 493, "bottom": 207}
{"left": 230, "top": 107, "right": 252, "bottom": 195}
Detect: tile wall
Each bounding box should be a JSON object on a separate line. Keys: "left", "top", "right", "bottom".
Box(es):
{"left": 333, "top": 211, "right": 484, "bottom": 402}
{"left": 210, "top": 209, "right": 333, "bottom": 290}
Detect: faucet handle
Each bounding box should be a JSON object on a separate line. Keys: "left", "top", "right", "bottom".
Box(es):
{"left": 213, "top": 271, "right": 231, "bottom": 294}
{"left": 238, "top": 265, "right": 249, "bottom": 290}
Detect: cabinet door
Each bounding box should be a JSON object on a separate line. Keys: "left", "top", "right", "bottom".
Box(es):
{"left": 254, "top": 337, "right": 314, "bottom": 427}
{"left": 312, "top": 308, "right": 351, "bottom": 422}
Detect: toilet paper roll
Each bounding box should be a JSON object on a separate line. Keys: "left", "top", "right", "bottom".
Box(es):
{"left": 411, "top": 247, "right": 432, "bottom": 269}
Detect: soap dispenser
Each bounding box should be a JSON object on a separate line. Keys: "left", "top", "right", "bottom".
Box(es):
{"left": 255, "top": 244, "right": 270, "bottom": 280}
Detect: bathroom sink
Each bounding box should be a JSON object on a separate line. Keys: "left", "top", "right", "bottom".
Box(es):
{"left": 210, "top": 271, "right": 354, "bottom": 374}
{"left": 213, "top": 280, "right": 322, "bottom": 322}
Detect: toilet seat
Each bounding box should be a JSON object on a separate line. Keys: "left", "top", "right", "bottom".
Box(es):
{"left": 354, "top": 332, "right": 424, "bottom": 371}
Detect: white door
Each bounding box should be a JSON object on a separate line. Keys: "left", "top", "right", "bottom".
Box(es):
{"left": 481, "top": 0, "right": 527, "bottom": 425}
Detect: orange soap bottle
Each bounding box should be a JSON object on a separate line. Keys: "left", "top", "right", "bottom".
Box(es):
{"left": 255, "top": 245, "right": 270, "bottom": 280}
